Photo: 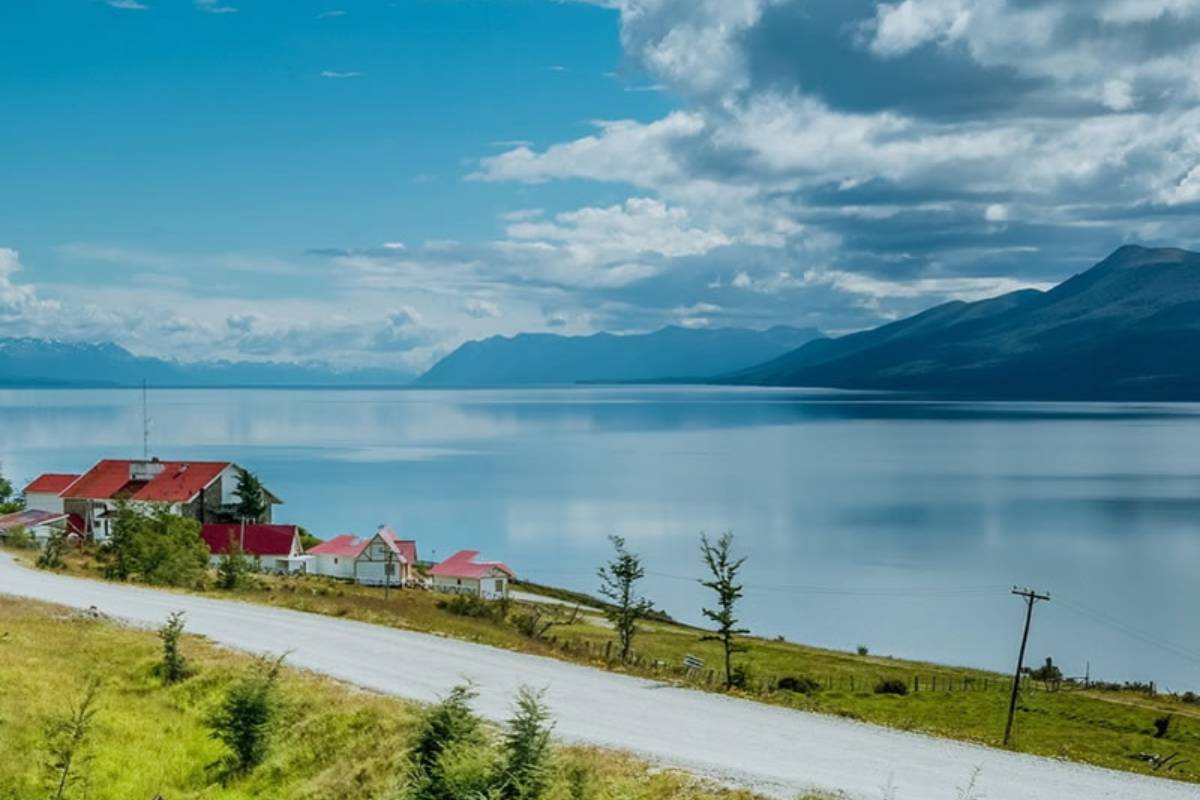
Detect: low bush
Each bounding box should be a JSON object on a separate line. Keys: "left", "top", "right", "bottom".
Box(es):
{"left": 156, "top": 611, "right": 189, "bottom": 684}
{"left": 874, "top": 678, "right": 909, "bottom": 696}
{"left": 36, "top": 530, "right": 67, "bottom": 570}
{"left": 1154, "top": 714, "right": 1172, "bottom": 739}
{"left": 776, "top": 675, "right": 822, "bottom": 695}
{"left": 437, "top": 593, "right": 509, "bottom": 622}
{"left": 207, "top": 655, "right": 284, "bottom": 774}
{"left": 3, "top": 525, "right": 36, "bottom": 550}
{"left": 856, "top": 645, "right": 869, "bottom": 657}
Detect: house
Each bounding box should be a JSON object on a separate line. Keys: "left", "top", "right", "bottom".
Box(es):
{"left": 307, "top": 526, "right": 418, "bottom": 587}
{"left": 23, "top": 459, "right": 282, "bottom": 542}
{"left": 0, "top": 509, "right": 82, "bottom": 546}
{"left": 24, "top": 474, "right": 80, "bottom": 514}
{"left": 429, "top": 550, "right": 515, "bottom": 598}
{"left": 200, "top": 523, "right": 309, "bottom": 574}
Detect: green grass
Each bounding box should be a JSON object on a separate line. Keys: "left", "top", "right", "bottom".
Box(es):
{"left": 0, "top": 596, "right": 762, "bottom": 800}
{"left": 12, "top": 546, "right": 1200, "bottom": 786}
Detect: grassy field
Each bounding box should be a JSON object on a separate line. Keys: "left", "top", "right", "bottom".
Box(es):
{"left": 0, "top": 596, "right": 779, "bottom": 800}
{"left": 7, "top": 545, "right": 1199, "bottom": 786}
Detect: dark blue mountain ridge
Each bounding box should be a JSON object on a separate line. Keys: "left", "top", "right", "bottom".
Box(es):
{"left": 415, "top": 324, "right": 824, "bottom": 386}
{"left": 725, "top": 245, "right": 1200, "bottom": 399}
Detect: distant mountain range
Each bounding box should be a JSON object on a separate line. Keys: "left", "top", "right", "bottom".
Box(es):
{"left": 727, "top": 245, "right": 1200, "bottom": 400}
{"left": 0, "top": 338, "right": 415, "bottom": 388}
{"left": 415, "top": 325, "right": 824, "bottom": 387}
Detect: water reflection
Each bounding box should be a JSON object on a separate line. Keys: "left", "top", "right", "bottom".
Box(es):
{"left": 1, "top": 387, "right": 1197, "bottom": 689}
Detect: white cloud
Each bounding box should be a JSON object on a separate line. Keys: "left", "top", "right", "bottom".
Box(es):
{"left": 867, "top": 0, "right": 972, "bottom": 58}
{"left": 317, "top": 9, "right": 346, "bottom": 19}
{"left": 106, "top": 0, "right": 148, "bottom": 9}
{"left": 194, "top": 0, "right": 237, "bottom": 13}
{"left": 462, "top": 298, "right": 502, "bottom": 319}
{"left": 320, "top": 71, "right": 362, "bottom": 79}
{"left": 984, "top": 203, "right": 1009, "bottom": 223}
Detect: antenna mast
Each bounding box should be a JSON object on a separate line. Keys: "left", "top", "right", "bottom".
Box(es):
{"left": 142, "top": 379, "right": 150, "bottom": 459}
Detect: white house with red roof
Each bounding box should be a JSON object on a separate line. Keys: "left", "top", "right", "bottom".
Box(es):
{"left": 24, "top": 458, "right": 282, "bottom": 541}
{"left": 429, "top": 550, "right": 515, "bottom": 598}
{"left": 307, "top": 526, "right": 418, "bottom": 587}
{"left": 200, "top": 523, "right": 308, "bottom": 573}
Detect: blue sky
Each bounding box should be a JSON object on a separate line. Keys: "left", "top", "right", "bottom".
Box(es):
{"left": 3, "top": 0, "right": 1200, "bottom": 371}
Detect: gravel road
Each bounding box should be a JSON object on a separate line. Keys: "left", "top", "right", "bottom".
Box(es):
{"left": 0, "top": 553, "right": 1188, "bottom": 800}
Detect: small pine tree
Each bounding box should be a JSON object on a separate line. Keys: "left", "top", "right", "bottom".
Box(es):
{"left": 699, "top": 532, "right": 749, "bottom": 690}
{"left": 216, "top": 536, "right": 253, "bottom": 590}
{"left": 45, "top": 678, "right": 100, "bottom": 800}
{"left": 596, "top": 535, "right": 653, "bottom": 662}
{"left": 207, "top": 655, "right": 284, "bottom": 773}
{"left": 157, "top": 611, "right": 188, "bottom": 684}
{"left": 36, "top": 529, "right": 68, "bottom": 570}
{"left": 233, "top": 470, "right": 269, "bottom": 523}
{"left": 410, "top": 684, "right": 482, "bottom": 776}
{"left": 499, "top": 687, "right": 553, "bottom": 800}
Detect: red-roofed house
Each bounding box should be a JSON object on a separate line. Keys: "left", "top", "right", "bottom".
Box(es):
{"left": 25, "top": 458, "right": 282, "bottom": 541}
{"left": 429, "top": 550, "right": 515, "bottom": 598}
{"left": 0, "top": 509, "right": 83, "bottom": 546}
{"left": 201, "top": 523, "right": 308, "bottom": 573}
{"left": 307, "top": 525, "right": 418, "bottom": 587}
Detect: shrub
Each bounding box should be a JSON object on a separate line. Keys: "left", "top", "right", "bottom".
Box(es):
{"left": 874, "top": 678, "right": 909, "bottom": 696}
{"left": 207, "top": 655, "right": 284, "bottom": 774}
{"left": 1153, "top": 714, "right": 1172, "bottom": 739}
{"left": 3, "top": 525, "right": 36, "bottom": 550}
{"left": 438, "top": 593, "right": 509, "bottom": 622}
{"left": 36, "top": 529, "right": 67, "bottom": 570}
{"left": 1182, "top": 691, "right": 1199, "bottom": 705}
{"left": 156, "top": 611, "right": 189, "bottom": 684}
{"left": 776, "top": 675, "right": 822, "bottom": 695}
{"left": 216, "top": 539, "right": 254, "bottom": 590}
{"left": 856, "top": 645, "right": 869, "bottom": 657}
{"left": 499, "top": 687, "right": 553, "bottom": 800}
{"left": 408, "top": 684, "right": 487, "bottom": 800}
{"left": 103, "top": 504, "right": 209, "bottom": 588}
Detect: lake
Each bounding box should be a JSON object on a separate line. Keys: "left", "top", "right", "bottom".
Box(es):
{"left": 1, "top": 386, "right": 1197, "bottom": 689}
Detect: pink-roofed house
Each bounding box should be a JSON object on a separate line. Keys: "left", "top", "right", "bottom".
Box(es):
{"left": 429, "top": 550, "right": 515, "bottom": 598}
{"left": 306, "top": 525, "right": 418, "bottom": 587}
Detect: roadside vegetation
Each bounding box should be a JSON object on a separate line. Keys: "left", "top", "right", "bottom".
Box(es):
{"left": 0, "top": 596, "right": 767, "bottom": 800}
{"left": 5, "top": 509, "right": 1198, "bottom": 785}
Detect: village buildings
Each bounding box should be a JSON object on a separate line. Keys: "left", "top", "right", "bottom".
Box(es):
{"left": 23, "top": 458, "right": 281, "bottom": 541}
{"left": 428, "top": 549, "right": 515, "bottom": 598}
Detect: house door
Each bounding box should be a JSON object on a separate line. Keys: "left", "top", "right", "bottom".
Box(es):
{"left": 493, "top": 579, "right": 504, "bottom": 595}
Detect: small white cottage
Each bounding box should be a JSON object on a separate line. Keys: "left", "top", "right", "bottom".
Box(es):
{"left": 428, "top": 550, "right": 515, "bottom": 598}
{"left": 306, "top": 526, "right": 417, "bottom": 587}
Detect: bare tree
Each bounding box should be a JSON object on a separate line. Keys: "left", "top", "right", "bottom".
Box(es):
{"left": 597, "top": 535, "right": 653, "bottom": 661}
{"left": 699, "top": 532, "right": 748, "bottom": 689}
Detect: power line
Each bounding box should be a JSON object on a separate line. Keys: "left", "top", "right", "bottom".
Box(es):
{"left": 1056, "top": 596, "right": 1200, "bottom": 667}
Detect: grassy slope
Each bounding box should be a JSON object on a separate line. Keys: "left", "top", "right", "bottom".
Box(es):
{"left": 0, "top": 596, "right": 775, "bottom": 800}
{"left": 9, "top": 547, "right": 1199, "bottom": 785}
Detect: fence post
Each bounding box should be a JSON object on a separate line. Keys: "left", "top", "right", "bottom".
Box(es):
{"left": 914, "top": 675, "right": 919, "bottom": 692}
{"left": 604, "top": 640, "right": 613, "bottom": 662}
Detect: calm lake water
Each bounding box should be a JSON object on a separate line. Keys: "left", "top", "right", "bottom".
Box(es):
{"left": 1, "top": 386, "right": 1197, "bottom": 688}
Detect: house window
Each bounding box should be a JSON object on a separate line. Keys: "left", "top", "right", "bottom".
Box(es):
{"left": 456, "top": 579, "right": 462, "bottom": 586}
{"left": 334, "top": 558, "right": 339, "bottom": 565}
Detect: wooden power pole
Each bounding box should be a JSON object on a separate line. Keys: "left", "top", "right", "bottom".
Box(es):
{"left": 1004, "top": 586, "right": 1051, "bottom": 746}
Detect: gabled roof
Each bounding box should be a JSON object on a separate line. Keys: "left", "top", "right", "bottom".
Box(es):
{"left": 201, "top": 524, "right": 300, "bottom": 557}
{"left": 63, "top": 459, "right": 231, "bottom": 503}
{"left": 307, "top": 533, "right": 368, "bottom": 558}
{"left": 24, "top": 474, "right": 80, "bottom": 495}
{"left": 376, "top": 526, "right": 417, "bottom": 563}
{"left": 429, "top": 550, "right": 515, "bottom": 580}
{"left": 0, "top": 509, "right": 70, "bottom": 531}
{"left": 306, "top": 527, "right": 417, "bottom": 562}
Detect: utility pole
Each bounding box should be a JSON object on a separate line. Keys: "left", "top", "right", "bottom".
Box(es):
{"left": 1004, "top": 586, "right": 1051, "bottom": 746}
